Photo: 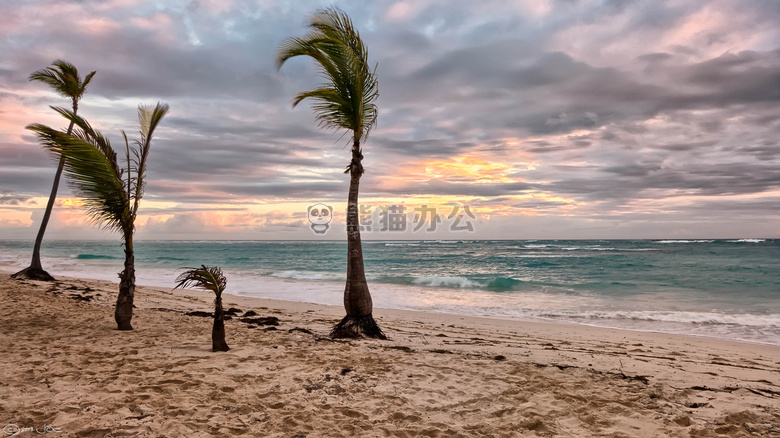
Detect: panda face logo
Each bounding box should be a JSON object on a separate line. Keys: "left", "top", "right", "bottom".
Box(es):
{"left": 307, "top": 203, "right": 333, "bottom": 235}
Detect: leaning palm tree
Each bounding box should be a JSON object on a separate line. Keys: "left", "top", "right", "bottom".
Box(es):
{"left": 174, "top": 265, "right": 230, "bottom": 352}
{"left": 13, "top": 60, "right": 96, "bottom": 281}
{"left": 27, "top": 103, "right": 169, "bottom": 330}
{"left": 277, "top": 8, "right": 384, "bottom": 339}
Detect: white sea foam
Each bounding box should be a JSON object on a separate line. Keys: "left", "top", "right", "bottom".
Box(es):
{"left": 560, "top": 247, "right": 617, "bottom": 251}
{"left": 533, "top": 310, "right": 780, "bottom": 327}
{"left": 370, "top": 240, "right": 421, "bottom": 244}
{"left": 656, "top": 240, "right": 715, "bottom": 244}
{"left": 268, "top": 270, "right": 344, "bottom": 281}
{"left": 728, "top": 238, "right": 766, "bottom": 243}
{"left": 411, "top": 276, "right": 484, "bottom": 288}
{"left": 511, "top": 254, "right": 576, "bottom": 258}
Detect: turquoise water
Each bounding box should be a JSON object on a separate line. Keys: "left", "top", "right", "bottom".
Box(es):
{"left": 1, "top": 239, "right": 778, "bottom": 345}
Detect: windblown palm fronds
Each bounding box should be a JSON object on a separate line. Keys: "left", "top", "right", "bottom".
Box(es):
{"left": 174, "top": 265, "right": 228, "bottom": 297}
{"left": 277, "top": 8, "right": 385, "bottom": 339}
{"left": 27, "top": 104, "right": 169, "bottom": 234}
{"left": 276, "top": 7, "right": 378, "bottom": 149}
{"left": 29, "top": 59, "right": 95, "bottom": 102}
{"left": 26, "top": 102, "right": 169, "bottom": 330}
{"left": 12, "top": 60, "right": 96, "bottom": 282}
{"left": 174, "top": 265, "right": 230, "bottom": 352}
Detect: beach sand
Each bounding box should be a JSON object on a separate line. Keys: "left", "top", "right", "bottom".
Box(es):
{"left": 1, "top": 272, "right": 779, "bottom": 437}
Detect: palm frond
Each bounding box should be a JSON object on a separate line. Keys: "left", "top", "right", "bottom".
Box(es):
{"left": 51, "top": 107, "right": 118, "bottom": 169}
{"left": 26, "top": 102, "right": 167, "bottom": 236}
{"left": 26, "top": 122, "right": 127, "bottom": 232}
{"left": 292, "top": 88, "right": 354, "bottom": 131}
{"left": 81, "top": 71, "right": 96, "bottom": 94}
{"left": 132, "top": 102, "right": 169, "bottom": 213}
{"left": 174, "top": 265, "right": 227, "bottom": 297}
{"left": 29, "top": 59, "right": 96, "bottom": 102}
{"left": 277, "top": 7, "right": 378, "bottom": 142}
{"left": 29, "top": 69, "right": 70, "bottom": 98}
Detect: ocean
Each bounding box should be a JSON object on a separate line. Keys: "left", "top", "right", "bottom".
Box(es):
{"left": 1, "top": 239, "right": 778, "bottom": 346}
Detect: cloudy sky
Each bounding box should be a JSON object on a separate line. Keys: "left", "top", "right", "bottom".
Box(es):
{"left": 1, "top": 0, "right": 779, "bottom": 240}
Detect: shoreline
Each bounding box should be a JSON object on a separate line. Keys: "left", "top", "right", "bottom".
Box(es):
{"left": 0, "top": 237, "right": 776, "bottom": 241}
{"left": 4, "top": 267, "right": 776, "bottom": 348}
{"left": 3, "top": 272, "right": 780, "bottom": 436}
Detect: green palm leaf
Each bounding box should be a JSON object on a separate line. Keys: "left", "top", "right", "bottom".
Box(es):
{"left": 27, "top": 119, "right": 127, "bottom": 232}
{"left": 277, "top": 8, "right": 385, "bottom": 338}
{"left": 26, "top": 98, "right": 167, "bottom": 331}
{"left": 25, "top": 103, "right": 169, "bottom": 234}
{"left": 131, "top": 103, "right": 169, "bottom": 214}
{"left": 276, "top": 7, "right": 378, "bottom": 143}
{"left": 29, "top": 59, "right": 95, "bottom": 102}
{"left": 174, "top": 265, "right": 227, "bottom": 297}
{"left": 50, "top": 106, "right": 118, "bottom": 167}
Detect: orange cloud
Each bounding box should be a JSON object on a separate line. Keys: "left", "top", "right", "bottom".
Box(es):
{"left": 389, "top": 154, "right": 532, "bottom": 185}
{"left": 421, "top": 156, "right": 516, "bottom": 183}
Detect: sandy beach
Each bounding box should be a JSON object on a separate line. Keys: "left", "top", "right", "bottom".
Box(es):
{"left": 1, "top": 272, "right": 778, "bottom": 437}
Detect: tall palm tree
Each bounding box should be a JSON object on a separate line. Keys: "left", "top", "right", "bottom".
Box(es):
{"left": 174, "top": 265, "right": 230, "bottom": 352}
{"left": 13, "top": 60, "right": 96, "bottom": 281}
{"left": 277, "top": 8, "right": 384, "bottom": 339}
{"left": 27, "top": 103, "right": 169, "bottom": 330}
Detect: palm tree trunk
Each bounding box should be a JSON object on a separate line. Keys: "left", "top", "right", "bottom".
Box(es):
{"left": 331, "top": 141, "right": 386, "bottom": 339}
{"left": 212, "top": 295, "right": 230, "bottom": 352}
{"left": 115, "top": 230, "right": 135, "bottom": 330}
{"left": 12, "top": 117, "right": 76, "bottom": 282}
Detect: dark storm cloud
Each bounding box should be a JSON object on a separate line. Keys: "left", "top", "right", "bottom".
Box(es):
{"left": 394, "top": 45, "right": 780, "bottom": 139}
{"left": 736, "top": 141, "right": 780, "bottom": 161}
{"left": 603, "top": 163, "right": 662, "bottom": 178}
{"left": 674, "top": 49, "right": 780, "bottom": 107}
{"left": 0, "top": 191, "right": 34, "bottom": 205}
{"left": 684, "top": 197, "right": 780, "bottom": 215}
{"left": 525, "top": 138, "right": 592, "bottom": 154}
{"left": 141, "top": 205, "right": 246, "bottom": 214}
{"left": 372, "top": 137, "right": 474, "bottom": 158}
{"left": 148, "top": 137, "right": 326, "bottom": 181}
{"left": 546, "top": 162, "right": 780, "bottom": 199}
{"left": 510, "top": 199, "right": 572, "bottom": 210}
{"left": 164, "top": 116, "right": 322, "bottom": 143}
{"left": 1, "top": 4, "right": 291, "bottom": 103}
{"left": 146, "top": 179, "right": 347, "bottom": 204}
{"left": 654, "top": 140, "right": 719, "bottom": 152}
{"left": 0, "top": 142, "right": 55, "bottom": 170}
{"left": 0, "top": 169, "right": 54, "bottom": 191}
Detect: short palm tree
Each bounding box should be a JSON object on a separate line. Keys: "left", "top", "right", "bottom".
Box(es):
{"left": 27, "top": 103, "right": 169, "bottom": 330}
{"left": 174, "top": 265, "right": 230, "bottom": 352}
{"left": 13, "top": 60, "right": 95, "bottom": 281}
{"left": 277, "top": 8, "right": 384, "bottom": 339}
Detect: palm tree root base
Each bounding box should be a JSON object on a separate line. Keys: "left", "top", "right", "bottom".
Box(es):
{"left": 115, "top": 308, "right": 133, "bottom": 331}
{"left": 212, "top": 320, "right": 229, "bottom": 352}
{"left": 212, "top": 342, "right": 230, "bottom": 352}
{"left": 11, "top": 266, "right": 56, "bottom": 282}
{"left": 330, "top": 314, "right": 387, "bottom": 339}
